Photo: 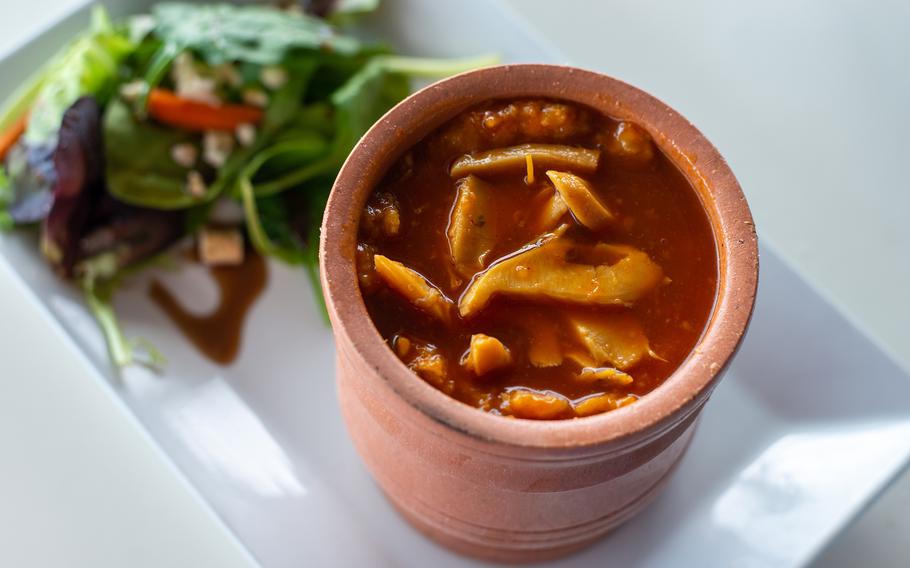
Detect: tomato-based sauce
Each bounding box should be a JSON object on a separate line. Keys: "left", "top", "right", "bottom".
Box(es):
{"left": 358, "top": 99, "right": 717, "bottom": 419}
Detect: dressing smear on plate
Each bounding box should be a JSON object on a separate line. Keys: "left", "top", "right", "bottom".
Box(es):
{"left": 358, "top": 99, "right": 717, "bottom": 419}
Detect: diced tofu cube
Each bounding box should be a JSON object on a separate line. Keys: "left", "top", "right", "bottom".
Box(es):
{"left": 197, "top": 227, "right": 244, "bottom": 266}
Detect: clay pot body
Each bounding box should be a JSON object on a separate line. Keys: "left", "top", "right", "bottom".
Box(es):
{"left": 320, "top": 65, "right": 758, "bottom": 562}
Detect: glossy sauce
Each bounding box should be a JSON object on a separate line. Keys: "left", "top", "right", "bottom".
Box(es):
{"left": 359, "top": 99, "right": 718, "bottom": 418}
{"left": 149, "top": 250, "right": 268, "bottom": 364}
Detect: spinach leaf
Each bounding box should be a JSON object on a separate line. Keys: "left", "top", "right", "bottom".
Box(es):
{"left": 150, "top": 3, "right": 361, "bottom": 67}
{"left": 239, "top": 177, "right": 303, "bottom": 265}
{"left": 248, "top": 54, "right": 498, "bottom": 197}
{"left": 206, "top": 58, "right": 318, "bottom": 192}
{"left": 104, "top": 98, "right": 201, "bottom": 209}
{"left": 239, "top": 175, "right": 331, "bottom": 319}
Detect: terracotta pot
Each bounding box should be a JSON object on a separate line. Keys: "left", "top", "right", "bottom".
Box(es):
{"left": 320, "top": 64, "right": 758, "bottom": 562}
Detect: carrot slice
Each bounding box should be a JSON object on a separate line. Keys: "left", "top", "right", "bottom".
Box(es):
{"left": 147, "top": 88, "right": 263, "bottom": 132}
{"left": 0, "top": 112, "right": 28, "bottom": 162}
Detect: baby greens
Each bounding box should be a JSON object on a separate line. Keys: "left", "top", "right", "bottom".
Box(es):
{"left": 0, "top": 1, "right": 495, "bottom": 369}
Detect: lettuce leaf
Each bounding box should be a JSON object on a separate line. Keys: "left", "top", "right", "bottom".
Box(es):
{"left": 0, "top": 168, "right": 12, "bottom": 230}
{"left": 17, "top": 7, "right": 133, "bottom": 146}
{"left": 81, "top": 253, "right": 166, "bottom": 370}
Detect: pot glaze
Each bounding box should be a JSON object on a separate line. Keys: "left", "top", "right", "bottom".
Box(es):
{"left": 320, "top": 65, "right": 758, "bottom": 562}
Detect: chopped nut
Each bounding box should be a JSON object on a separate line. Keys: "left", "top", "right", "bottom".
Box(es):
{"left": 203, "top": 130, "right": 235, "bottom": 168}
{"left": 462, "top": 334, "right": 512, "bottom": 376}
{"left": 186, "top": 170, "right": 207, "bottom": 198}
{"left": 242, "top": 88, "right": 269, "bottom": 108}
{"left": 235, "top": 123, "right": 257, "bottom": 147}
{"left": 170, "top": 143, "right": 198, "bottom": 168}
{"left": 260, "top": 65, "right": 288, "bottom": 89}
{"left": 197, "top": 227, "right": 244, "bottom": 266}
{"left": 171, "top": 52, "right": 219, "bottom": 105}
{"left": 119, "top": 80, "right": 146, "bottom": 102}
{"left": 507, "top": 389, "right": 572, "bottom": 420}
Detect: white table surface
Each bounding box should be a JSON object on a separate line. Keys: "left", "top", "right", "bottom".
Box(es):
{"left": 1, "top": 1, "right": 908, "bottom": 567}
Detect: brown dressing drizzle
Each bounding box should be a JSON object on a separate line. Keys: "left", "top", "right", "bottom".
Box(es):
{"left": 149, "top": 251, "right": 268, "bottom": 365}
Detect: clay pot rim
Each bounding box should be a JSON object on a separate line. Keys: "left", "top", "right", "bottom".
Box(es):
{"left": 320, "top": 64, "right": 758, "bottom": 450}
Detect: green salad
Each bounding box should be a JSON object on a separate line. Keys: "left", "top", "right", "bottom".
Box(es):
{"left": 0, "top": 2, "right": 493, "bottom": 368}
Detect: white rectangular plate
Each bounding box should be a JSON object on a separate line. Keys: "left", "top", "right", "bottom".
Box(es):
{"left": 2, "top": 1, "right": 910, "bottom": 567}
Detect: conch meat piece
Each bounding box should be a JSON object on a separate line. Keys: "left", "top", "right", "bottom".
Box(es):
{"left": 373, "top": 254, "right": 453, "bottom": 323}
{"left": 567, "top": 312, "right": 650, "bottom": 371}
{"left": 545, "top": 170, "right": 615, "bottom": 231}
{"left": 450, "top": 143, "right": 599, "bottom": 177}
{"left": 458, "top": 231, "right": 663, "bottom": 317}
{"left": 447, "top": 175, "right": 499, "bottom": 277}
{"left": 462, "top": 333, "right": 512, "bottom": 376}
